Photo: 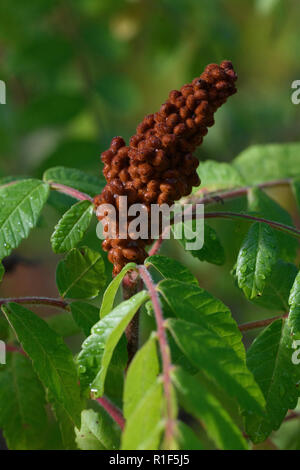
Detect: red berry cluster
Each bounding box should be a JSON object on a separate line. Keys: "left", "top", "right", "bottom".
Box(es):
{"left": 94, "top": 61, "right": 237, "bottom": 275}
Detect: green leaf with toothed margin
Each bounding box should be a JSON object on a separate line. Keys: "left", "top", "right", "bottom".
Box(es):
{"left": 56, "top": 247, "right": 106, "bottom": 299}
{"left": 248, "top": 187, "right": 298, "bottom": 262}
{"left": 233, "top": 143, "right": 300, "bottom": 184}
{"left": 288, "top": 271, "right": 300, "bottom": 337}
{"left": 0, "top": 353, "right": 47, "bottom": 450}
{"left": 43, "top": 166, "right": 104, "bottom": 197}
{"left": 167, "top": 317, "right": 265, "bottom": 415}
{"left": 0, "top": 179, "right": 49, "bottom": 259}
{"left": 195, "top": 160, "right": 245, "bottom": 192}
{"left": 1, "top": 303, "right": 82, "bottom": 429}
{"left": 235, "top": 222, "right": 278, "bottom": 300}
{"left": 245, "top": 319, "right": 300, "bottom": 443}
{"left": 77, "top": 290, "right": 149, "bottom": 397}
{"left": 173, "top": 368, "right": 248, "bottom": 450}
{"left": 51, "top": 200, "right": 94, "bottom": 254}
{"left": 145, "top": 255, "right": 198, "bottom": 285}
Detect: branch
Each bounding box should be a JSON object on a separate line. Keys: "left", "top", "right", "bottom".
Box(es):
{"left": 50, "top": 183, "right": 94, "bottom": 203}
{"left": 96, "top": 396, "right": 125, "bottom": 430}
{"left": 239, "top": 314, "right": 288, "bottom": 332}
{"left": 194, "top": 178, "right": 291, "bottom": 206}
{"left": 198, "top": 211, "right": 300, "bottom": 239}
{"left": 0, "top": 296, "right": 70, "bottom": 311}
{"left": 138, "top": 265, "right": 175, "bottom": 449}
{"left": 149, "top": 178, "right": 295, "bottom": 256}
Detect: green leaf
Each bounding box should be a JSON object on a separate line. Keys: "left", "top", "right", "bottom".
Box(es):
{"left": 2, "top": 303, "right": 82, "bottom": 428}
{"left": 250, "top": 260, "right": 298, "bottom": 311}
{"left": 77, "top": 290, "right": 149, "bottom": 397}
{"left": 173, "top": 368, "right": 248, "bottom": 450}
{"left": 51, "top": 200, "right": 94, "bottom": 253}
{"left": 233, "top": 143, "right": 300, "bottom": 184}
{"left": 175, "top": 221, "right": 225, "bottom": 265}
{"left": 292, "top": 178, "right": 300, "bottom": 211}
{"left": 43, "top": 166, "right": 105, "bottom": 197}
{"left": 121, "top": 381, "right": 163, "bottom": 450}
{"left": 70, "top": 301, "right": 100, "bottom": 337}
{"left": 75, "top": 408, "right": 120, "bottom": 450}
{"left": 0, "top": 179, "right": 49, "bottom": 259}
{"left": 288, "top": 271, "right": 300, "bottom": 337}
{"left": 0, "top": 353, "right": 47, "bottom": 450}
{"left": 195, "top": 160, "right": 245, "bottom": 192}
{"left": 167, "top": 317, "right": 265, "bottom": 414}
{"left": 45, "top": 312, "right": 81, "bottom": 337}
{"left": 0, "top": 262, "right": 4, "bottom": 281}
{"left": 124, "top": 335, "right": 159, "bottom": 420}
{"left": 248, "top": 187, "right": 298, "bottom": 262}
{"left": 145, "top": 255, "right": 198, "bottom": 285}
{"left": 235, "top": 222, "right": 278, "bottom": 299}
{"left": 176, "top": 421, "right": 203, "bottom": 450}
{"left": 100, "top": 263, "right": 137, "bottom": 318}
{"left": 158, "top": 279, "right": 245, "bottom": 360}
{"left": 56, "top": 247, "right": 106, "bottom": 299}
{"left": 245, "top": 319, "right": 300, "bottom": 443}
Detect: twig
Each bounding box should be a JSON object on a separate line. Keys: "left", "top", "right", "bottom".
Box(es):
{"left": 49, "top": 183, "right": 94, "bottom": 203}
{"left": 149, "top": 178, "right": 295, "bottom": 256}
{"left": 96, "top": 396, "right": 125, "bottom": 430}
{"left": 195, "top": 178, "right": 291, "bottom": 206}
{"left": 138, "top": 265, "right": 175, "bottom": 449}
{"left": 239, "top": 314, "right": 288, "bottom": 332}
{"left": 0, "top": 296, "right": 70, "bottom": 311}
{"left": 6, "top": 344, "right": 26, "bottom": 356}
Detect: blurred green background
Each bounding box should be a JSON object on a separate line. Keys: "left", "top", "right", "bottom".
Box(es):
{"left": 0, "top": 0, "right": 300, "bottom": 450}
{"left": 0, "top": 0, "right": 299, "bottom": 335}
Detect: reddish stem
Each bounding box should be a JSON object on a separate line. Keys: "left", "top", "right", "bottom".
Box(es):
{"left": 96, "top": 396, "right": 125, "bottom": 430}
{"left": 50, "top": 183, "right": 94, "bottom": 203}
{"left": 239, "top": 314, "right": 288, "bottom": 332}
{"left": 138, "top": 265, "right": 175, "bottom": 449}
{"left": 6, "top": 344, "right": 26, "bottom": 356}
{"left": 149, "top": 178, "right": 296, "bottom": 256}
{"left": 0, "top": 296, "right": 70, "bottom": 311}
{"left": 195, "top": 178, "right": 291, "bottom": 206}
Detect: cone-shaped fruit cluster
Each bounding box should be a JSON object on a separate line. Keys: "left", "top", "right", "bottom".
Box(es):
{"left": 94, "top": 60, "right": 237, "bottom": 275}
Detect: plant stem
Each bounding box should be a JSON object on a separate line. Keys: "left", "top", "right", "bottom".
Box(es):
{"left": 196, "top": 211, "right": 300, "bottom": 239}
{"left": 50, "top": 183, "right": 94, "bottom": 203}
{"left": 194, "top": 178, "right": 291, "bottom": 206}
{"left": 239, "top": 314, "right": 288, "bottom": 332}
{"left": 0, "top": 296, "right": 70, "bottom": 311}
{"left": 149, "top": 178, "right": 296, "bottom": 255}
{"left": 6, "top": 344, "right": 26, "bottom": 356}
{"left": 138, "top": 265, "right": 175, "bottom": 450}
{"left": 96, "top": 396, "right": 125, "bottom": 430}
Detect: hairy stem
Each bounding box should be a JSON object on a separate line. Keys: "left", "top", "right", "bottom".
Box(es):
{"left": 150, "top": 178, "right": 296, "bottom": 255}
{"left": 50, "top": 183, "right": 94, "bottom": 203}
{"left": 0, "top": 296, "right": 70, "bottom": 311}
{"left": 239, "top": 314, "right": 288, "bottom": 332}
{"left": 138, "top": 265, "right": 175, "bottom": 449}
{"left": 194, "top": 178, "right": 291, "bottom": 206}
{"left": 96, "top": 396, "right": 125, "bottom": 430}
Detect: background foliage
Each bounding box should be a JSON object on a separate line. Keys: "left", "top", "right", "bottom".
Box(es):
{"left": 0, "top": 0, "right": 300, "bottom": 451}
